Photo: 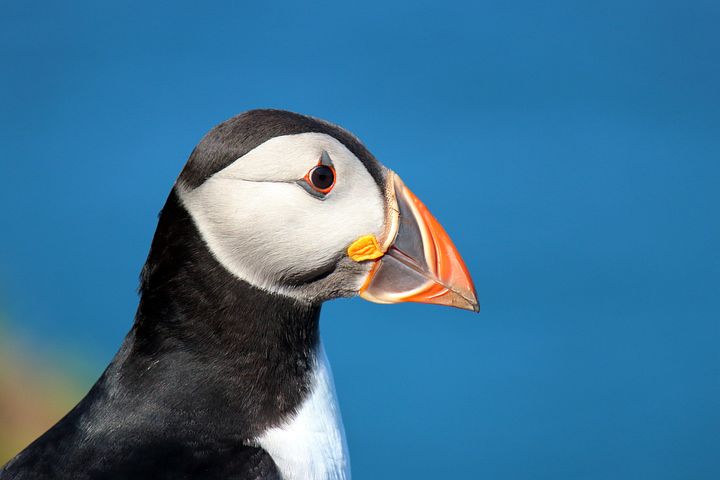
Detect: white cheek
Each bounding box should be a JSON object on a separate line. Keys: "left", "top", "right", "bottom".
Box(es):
{"left": 178, "top": 134, "right": 385, "bottom": 296}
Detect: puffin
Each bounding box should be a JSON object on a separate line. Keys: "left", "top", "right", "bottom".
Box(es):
{"left": 0, "top": 109, "right": 478, "bottom": 480}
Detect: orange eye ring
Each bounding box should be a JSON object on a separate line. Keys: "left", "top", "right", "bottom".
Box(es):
{"left": 304, "top": 163, "right": 336, "bottom": 194}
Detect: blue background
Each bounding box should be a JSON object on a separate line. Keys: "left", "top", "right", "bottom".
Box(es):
{"left": 1, "top": 1, "right": 719, "bottom": 478}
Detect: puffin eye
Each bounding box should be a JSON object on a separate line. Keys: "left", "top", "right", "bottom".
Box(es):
{"left": 298, "top": 151, "right": 336, "bottom": 198}
{"left": 304, "top": 164, "right": 336, "bottom": 195}
{"left": 309, "top": 165, "right": 335, "bottom": 190}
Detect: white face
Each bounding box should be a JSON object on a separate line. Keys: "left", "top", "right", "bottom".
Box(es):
{"left": 177, "top": 132, "right": 387, "bottom": 300}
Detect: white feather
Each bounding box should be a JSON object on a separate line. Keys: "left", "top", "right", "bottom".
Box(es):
{"left": 177, "top": 132, "right": 385, "bottom": 299}
{"left": 254, "top": 343, "right": 351, "bottom": 480}
{"left": 177, "top": 132, "right": 381, "bottom": 477}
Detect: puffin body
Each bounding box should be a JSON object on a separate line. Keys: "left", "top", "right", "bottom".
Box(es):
{"left": 1, "top": 110, "right": 478, "bottom": 480}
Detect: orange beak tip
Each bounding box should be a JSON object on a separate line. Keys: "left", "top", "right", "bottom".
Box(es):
{"left": 357, "top": 173, "right": 480, "bottom": 314}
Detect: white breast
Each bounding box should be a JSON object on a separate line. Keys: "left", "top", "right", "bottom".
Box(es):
{"left": 254, "top": 343, "right": 351, "bottom": 480}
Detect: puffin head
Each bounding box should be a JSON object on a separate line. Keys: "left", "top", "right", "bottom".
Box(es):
{"left": 176, "top": 109, "right": 478, "bottom": 311}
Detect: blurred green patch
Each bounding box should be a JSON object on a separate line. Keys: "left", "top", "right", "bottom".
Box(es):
{"left": 0, "top": 318, "right": 88, "bottom": 465}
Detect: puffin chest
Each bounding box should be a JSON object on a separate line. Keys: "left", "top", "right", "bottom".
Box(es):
{"left": 254, "top": 344, "right": 351, "bottom": 480}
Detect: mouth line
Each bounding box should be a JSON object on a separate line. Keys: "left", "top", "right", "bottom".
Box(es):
{"left": 386, "top": 246, "right": 478, "bottom": 308}
{"left": 359, "top": 171, "right": 478, "bottom": 312}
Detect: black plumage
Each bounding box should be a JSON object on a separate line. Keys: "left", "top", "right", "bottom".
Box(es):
{"left": 1, "top": 110, "right": 386, "bottom": 479}
{"left": 179, "top": 109, "right": 385, "bottom": 190}
{"left": 2, "top": 191, "right": 314, "bottom": 479}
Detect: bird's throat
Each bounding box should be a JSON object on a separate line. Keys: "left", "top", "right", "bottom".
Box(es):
{"left": 93, "top": 190, "right": 325, "bottom": 441}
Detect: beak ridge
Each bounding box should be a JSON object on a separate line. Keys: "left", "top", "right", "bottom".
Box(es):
{"left": 359, "top": 174, "right": 479, "bottom": 312}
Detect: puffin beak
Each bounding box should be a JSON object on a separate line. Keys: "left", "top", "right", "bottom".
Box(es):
{"left": 355, "top": 173, "right": 479, "bottom": 312}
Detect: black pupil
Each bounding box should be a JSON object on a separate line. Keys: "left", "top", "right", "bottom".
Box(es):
{"left": 311, "top": 165, "right": 334, "bottom": 190}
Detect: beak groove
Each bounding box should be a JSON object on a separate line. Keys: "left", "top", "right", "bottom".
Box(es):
{"left": 359, "top": 173, "right": 479, "bottom": 313}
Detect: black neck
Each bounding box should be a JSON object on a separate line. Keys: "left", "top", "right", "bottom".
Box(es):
{"left": 86, "top": 190, "right": 322, "bottom": 441}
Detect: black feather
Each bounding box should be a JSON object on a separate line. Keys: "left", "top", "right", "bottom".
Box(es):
{"left": 1, "top": 191, "right": 317, "bottom": 479}
{"left": 1, "top": 109, "right": 380, "bottom": 479}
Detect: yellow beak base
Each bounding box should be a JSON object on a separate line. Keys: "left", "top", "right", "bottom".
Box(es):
{"left": 347, "top": 234, "right": 385, "bottom": 262}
